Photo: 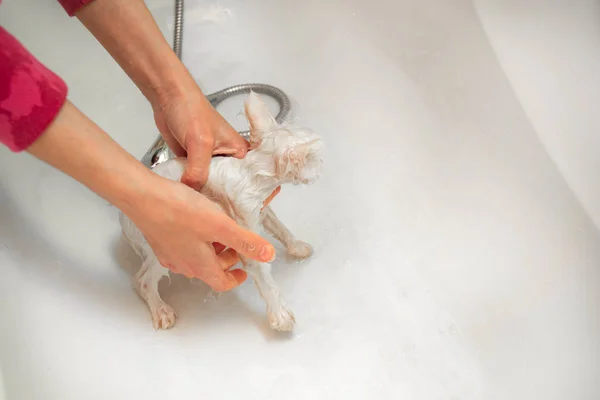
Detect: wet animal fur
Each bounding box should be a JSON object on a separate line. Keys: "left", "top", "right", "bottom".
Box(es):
{"left": 119, "top": 92, "right": 323, "bottom": 330}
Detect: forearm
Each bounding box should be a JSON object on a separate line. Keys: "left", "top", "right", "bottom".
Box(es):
{"left": 75, "top": 0, "right": 194, "bottom": 107}
{"left": 27, "top": 100, "right": 158, "bottom": 216}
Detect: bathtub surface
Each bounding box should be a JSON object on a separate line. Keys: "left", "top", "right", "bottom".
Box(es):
{"left": 1, "top": 1, "right": 599, "bottom": 399}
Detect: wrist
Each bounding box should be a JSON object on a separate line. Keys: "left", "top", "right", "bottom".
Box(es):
{"left": 114, "top": 170, "right": 167, "bottom": 222}
{"left": 146, "top": 67, "right": 201, "bottom": 110}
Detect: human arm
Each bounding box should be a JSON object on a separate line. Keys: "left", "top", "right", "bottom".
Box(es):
{"left": 0, "top": 6, "right": 273, "bottom": 290}
{"left": 28, "top": 100, "right": 275, "bottom": 290}
{"left": 71, "top": 0, "right": 248, "bottom": 189}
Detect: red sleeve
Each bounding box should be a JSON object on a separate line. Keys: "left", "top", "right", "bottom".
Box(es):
{"left": 58, "top": 0, "right": 96, "bottom": 16}
{"left": 0, "top": 27, "right": 68, "bottom": 152}
{"left": 0, "top": 1, "right": 97, "bottom": 152}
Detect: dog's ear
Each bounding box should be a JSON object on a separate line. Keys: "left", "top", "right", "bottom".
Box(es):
{"left": 245, "top": 92, "right": 277, "bottom": 145}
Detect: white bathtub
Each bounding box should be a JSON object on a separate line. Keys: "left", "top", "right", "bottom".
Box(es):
{"left": 0, "top": 0, "right": 598, "bottom": 399}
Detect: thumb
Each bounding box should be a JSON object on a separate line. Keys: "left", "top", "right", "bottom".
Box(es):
{"left": 213, "top": 123, "right": 249, "bottom": 159}
{"left": 181, "top": 135, "right": 213, "bottom": 190}
{"left": 215, "top": 219, "right": 276, "bottom": 263}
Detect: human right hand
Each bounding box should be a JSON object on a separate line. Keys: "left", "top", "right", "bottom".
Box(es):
{"left": 129, "top": 177, "right": 275, "bottom": 290}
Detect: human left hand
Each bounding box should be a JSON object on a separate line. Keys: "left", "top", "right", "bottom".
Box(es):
{"left": 76, "top": 0, "right": 249, "bottom": 189}
{"left": 153, "top": 90, "right": 249, "bottom": 190}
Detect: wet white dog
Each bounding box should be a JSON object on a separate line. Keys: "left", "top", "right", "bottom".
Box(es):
{"left": 119, "top": 93, "right": 323, "bottom": 331}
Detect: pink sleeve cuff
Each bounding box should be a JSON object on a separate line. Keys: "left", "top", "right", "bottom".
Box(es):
{"left": 58, "top": 0, "right": 96, "bottom": 16}
{"left": 0, "top": 27, "right": 68, "bottom": 152}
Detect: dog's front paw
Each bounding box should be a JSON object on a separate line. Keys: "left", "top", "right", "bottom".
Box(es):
{"left": 268, "top": 306, "right": 296, "bottom": 332}
{"left": 152, "top": 303, "right": 177, "bottom": 330}
{"left": 288, "top": 241, "right": 313, "bottom": 260}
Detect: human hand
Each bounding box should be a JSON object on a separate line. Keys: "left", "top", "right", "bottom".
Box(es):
{"left": 130, "top": 176, "right": 276, "bottom": 291}
{"left": 153, "top": 89, "right": 248, "bottom": 190}
{"left": 76, "top": 0, "right": 248, "bottom": 189}
{"left": 28, "top": 101, "right": 272, "bottom": 292}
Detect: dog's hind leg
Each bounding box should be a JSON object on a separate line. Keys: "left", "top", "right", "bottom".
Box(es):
{"left": 134, "top": 256, "right": 176, "bottom": 330}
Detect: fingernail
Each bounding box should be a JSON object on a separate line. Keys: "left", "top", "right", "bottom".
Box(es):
{"left": 259, "top": 245, "right": 275, "bottom": 262}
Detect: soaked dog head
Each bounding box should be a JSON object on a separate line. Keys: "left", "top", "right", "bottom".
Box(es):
{"left": 244, "top": 92, "right": 323, "bottom": 185}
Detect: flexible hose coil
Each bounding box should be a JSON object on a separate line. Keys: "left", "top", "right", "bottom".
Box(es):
{"left": 141, "top": 0, "right": 291, "bottom": 169}
{"left": 172, "top": 0, "right": 184, "bottom": 60}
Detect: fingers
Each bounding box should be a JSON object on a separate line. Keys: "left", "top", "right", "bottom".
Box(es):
{"left": 162, "top": 133, "right": 187, "bottom": 158}
{"left": 226, "top": 269, "right": 248, "bottom": 286}
{"left": 181, "top": 134, "right": 213, "bottom": 190}
{"left": 167, "top": 248, "right": 245, "bottom": 291}
{"left": 214, "top": 219, "right": 276, "bottom": 263}
{"left": 205, "top": 261, "right": 247, "bottom": 292}
{"left": 213, "top": 117, "right": 249, "bottom": 159}
{"left": 212, "top": 242, "right": 227, "bottom": 254}
{"left": 215, "top": 248, "right": 247, "bottom": 291}
{"left": 217, "top": 248, "right": 240, "bottom": 270}
{"left": 209, "top": 269, "right": 247, "bottom": 292}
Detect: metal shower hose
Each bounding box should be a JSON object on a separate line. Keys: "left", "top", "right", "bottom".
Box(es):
{"left": 141, "top": 0, "right": 292, "bottom": 169}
